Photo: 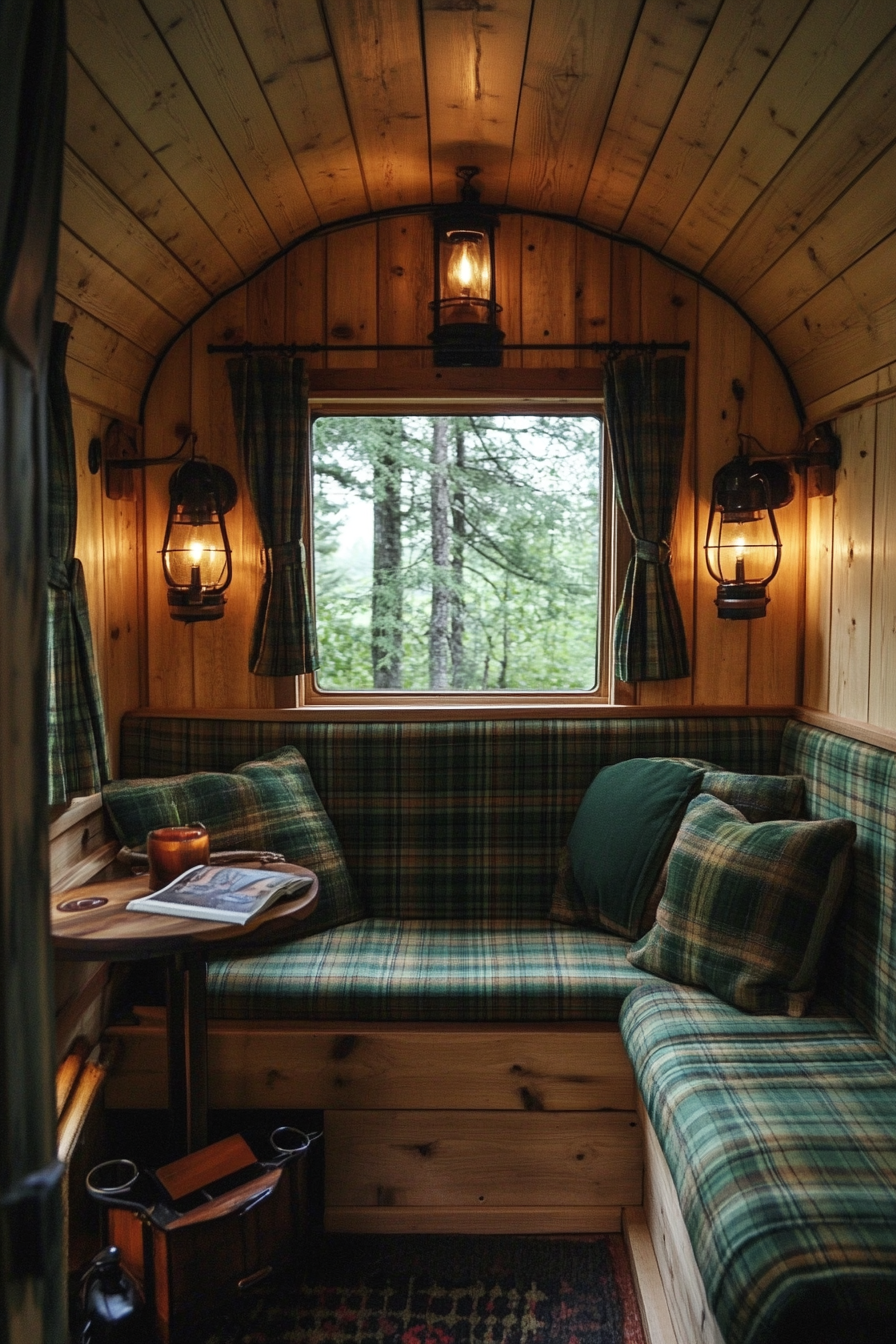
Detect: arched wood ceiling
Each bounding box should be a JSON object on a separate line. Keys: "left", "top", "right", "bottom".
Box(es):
{"left": 57, "top": 0, "right": 896, "bottom": 423}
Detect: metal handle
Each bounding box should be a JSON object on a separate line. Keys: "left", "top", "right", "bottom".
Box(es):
{"left": 237, "top": 1185, "right": 274, "bottom": 1218}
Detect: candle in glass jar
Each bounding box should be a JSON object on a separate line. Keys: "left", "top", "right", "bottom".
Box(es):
{"left": 146, "top": 824, "right": 210, "bottom": 891}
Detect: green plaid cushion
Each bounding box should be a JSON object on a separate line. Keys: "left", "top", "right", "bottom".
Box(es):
{"left": 102, "top": 747, "right": 362, "bottom": 937}
{"left": 628, "top": 793, "right": 856, "bottom": 1015}
{"left": 551, "top": 758, "right": 704, "bottom": 937}
{"left": 621, "top": 982, "right": 896, "bottom": 1344}
{"left": 119, "top": 715, "right": 787, "bottom": 919}
{"left": 206, "top": 917, "right": 656, "bottom": 1021}
{"left": 780, "top": 721, "right": 896, "bottom": 1062}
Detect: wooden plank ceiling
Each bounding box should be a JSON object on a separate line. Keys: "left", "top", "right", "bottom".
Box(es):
{"left": 59, "top": 0, "right": 896, "bottom": 420}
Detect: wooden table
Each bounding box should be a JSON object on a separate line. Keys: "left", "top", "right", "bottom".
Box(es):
{"left": 52, "top": 865, "right": 318, "bottom": 1153}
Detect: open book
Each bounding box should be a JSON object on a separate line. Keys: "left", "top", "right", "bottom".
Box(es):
{"left": 126, "top": 865, "right": 313, "bottom": 926}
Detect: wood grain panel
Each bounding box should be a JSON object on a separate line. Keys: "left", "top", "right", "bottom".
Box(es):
{"left": 322, "top": 0, "right": 430, "bottom": 210}
{"left": 325, "top": 1109, "right": 643, "bottom": 1208}
{"left": 740, "top": 142, "right": 896, "bottom": 333}
{"left": 67, "top": 0, "right": 277, "bottom": 271}
{"left": 803, "top": 491, "right": 834, "bottom": 711}
{"left": 786, "top": 296, "right": 896, "bottom": 409}
{"left": 56, "top": 298, "right": 155, "bottom": 396}
{"left": 520, "top": 217, "right": 576, "bottom": 366}
{"left": 745, "top": 335, "right": 803, "bottom": 706}
{"left": 286, "top": 236, "right": 327, "bottom": 368}
{"left": 637, "top": 256, "right": 699, "bottom": 707}
{"left": 830, "top": 405, "right": 876, "bottom": 721}
{"left": 326, "top": 223, "right": 378, "bottom": 368}
{"left": 580, "top": 0, "right": 721, "bottom": 232}
{"left": 692, "top": 288, "right": 750, "bottom": 705}
{"left": 65, "top": 360, "right": 141, "bottom": 423}
{"left": 144, "top": 332, "right": 195, "bottom": 708}
{"left": 227, "top": 0, "right": 367, "bottom": 223}
{"left": 869, "top": 391, "right": 896, "bottom": 729}
{"left": 107, "top": 1021, "right": 635, "bottom": 1112}
{"left": 72, "top": 403, "right": 109, "bottom": 715}
{"left": 623, "top": 1208, "right": 679, "bottom": 1344}
{"left": 101, "top": 483, "right": 142, "bottom": 774}
{"left": 707, "top": 30, "right": 896, "bottom": 302}
{"left": 142, "top": 0, "right": 318, "bottom": 245}
{"left": 494, "top": 213, "right": 522, "bottom": 368}
{"left": 640, "top": 1100, "right": 725, "bottom": 1344}
{"left": 666, "top": 0, "right": 894, "bottom": 272}
{"left": 62, "top": 150, "right": 210, "bottom": 322}
{"left": 508, "top": 0, "right": 642, "bottom": 215}
{"left": 190, "top": 292, "right": 275, "bottom": 709}
{"left": 623, "top": 0, "right": 806, "bottom": 251}
{"left": 574, "top": 230, "right": 611, "bottom": 368}
{"left": 423, "top": 0, "right": 532, "bottom": 204}
{"left": 65, "top": 52, "right": 243, "bottom": 293}
{"left": 377, "top": 214, "right": 430, "bottom": 367}
{"left": 57, "top": 226, "right": 180, "bottom": 352}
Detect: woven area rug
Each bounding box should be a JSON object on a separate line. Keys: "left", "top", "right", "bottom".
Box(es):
{"left": 200, "top": 1234, "right": 646, "bottom": 1344}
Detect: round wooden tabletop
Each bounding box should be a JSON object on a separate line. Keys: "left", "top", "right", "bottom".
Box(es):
{"left": 51, "top": 864, "right": 319, "bottom": 960}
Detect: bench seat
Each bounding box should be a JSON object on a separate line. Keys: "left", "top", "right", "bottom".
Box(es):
{"left": 621, "top": 980, "right": 896, "bottom": 1344}
{"left": 208, "top": 918, "right": 654, "bottom": 1021}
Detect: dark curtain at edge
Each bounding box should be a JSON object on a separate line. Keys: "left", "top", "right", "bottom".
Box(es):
{"left": 604, "top": 353, "right": 691, "bottom": 683}
{"left": 1, "top": 0, "right": 68, "bottom": 1338}
{"left": 46, "top": 322, "right": 110, "bottom": 805}
{"left": 227, "top": 355, "right": 319, "bottom": 676}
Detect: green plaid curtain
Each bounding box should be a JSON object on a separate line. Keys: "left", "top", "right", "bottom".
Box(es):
{"left": 47, "top": 322, "right": 111, "bottom": 804}
{"left": 604, "top": 353, "right": 690, "bottom": 683}
{"left": 227, "top": 354, "right": 319, "bottom": 676}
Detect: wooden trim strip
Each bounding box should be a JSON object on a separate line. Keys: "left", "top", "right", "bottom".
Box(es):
{"left": 49, "top": 793, "right": 103, "bottom": 841}
{"left": 324, "top": 1206, "right": 623, "bottom": 1235}
{"left": 69, "top": 391, "right": 141, "bottom": 428}
{"left": 793, "top": 706, "right": 896, "bottom": 754}
{"left": 55, "top": 963, "right": 110, "bottom": 1061}
{"left": 121, "top": 704, "right": 796, "bottom": 724}
{"left": 623, "top": 1208, "right": 679, "bottom": 1344}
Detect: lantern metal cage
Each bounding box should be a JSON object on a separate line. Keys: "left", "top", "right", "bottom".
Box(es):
{"left": 161, "top": 459, "right": 237, "bottom": 623}
{"left": 429, "top": 167, "right": 504, "bottom": 367}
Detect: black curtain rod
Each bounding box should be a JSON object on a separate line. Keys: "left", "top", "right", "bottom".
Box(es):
{"left": 207, "top": 339, "right": 690, "bottom": 355}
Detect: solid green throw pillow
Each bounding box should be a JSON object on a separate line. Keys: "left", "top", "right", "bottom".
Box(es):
{"left": 102, "top": 747, "right": 363, "bottom": 937}
{"left": 627, "top": 793, "right": 856, "bottom": 1015}
{"left": 551, "top": 758, "right": 705, "bottom": 938}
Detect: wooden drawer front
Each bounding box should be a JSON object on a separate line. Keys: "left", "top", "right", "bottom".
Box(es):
{"left": 106, "top": 1021, "right": 636, "bottom": 1112}
{"left": 325, "top": 1109, "right": 643, "bottom": 1209}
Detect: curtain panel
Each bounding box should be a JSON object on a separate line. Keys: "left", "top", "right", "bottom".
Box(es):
{"left": 227, "top": 354, "right": 319, "bottom": 676}
{"left": 47, "top": 322, "right": 111, "bottom": 805}
{"left": 604, "top": 353, "right": 690, "bottom": 683}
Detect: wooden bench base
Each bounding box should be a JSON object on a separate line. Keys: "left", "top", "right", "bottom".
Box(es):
{"left": 106, "top": 1020, "right": 642, "bottom": 1233}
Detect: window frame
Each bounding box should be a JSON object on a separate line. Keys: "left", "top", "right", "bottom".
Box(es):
{"left": 295, "top": 370, "right": 624, "bottom": 714}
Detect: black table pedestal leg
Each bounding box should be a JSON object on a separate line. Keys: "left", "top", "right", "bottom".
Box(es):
{"left": 166, "top": 954, "right": 188, "bottom": 1153}
{"left": 185, "top": 951, "right": 208, "bottom": 1152}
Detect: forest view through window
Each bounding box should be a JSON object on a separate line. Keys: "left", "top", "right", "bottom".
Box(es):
{"left": 311, "top": 414, "right": 604, "bottom": 692}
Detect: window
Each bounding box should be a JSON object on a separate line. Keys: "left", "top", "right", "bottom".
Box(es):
{"left": 307, "top": 407, "right": 614, "bottom": 701}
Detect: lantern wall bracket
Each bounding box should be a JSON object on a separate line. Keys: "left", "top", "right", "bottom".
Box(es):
{"left": 92, "top": 421, "right": 200, "bottom": 501}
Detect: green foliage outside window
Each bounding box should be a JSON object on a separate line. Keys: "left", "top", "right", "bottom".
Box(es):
{"left": 312, "top": 415, "right": 603, "bottom": 692}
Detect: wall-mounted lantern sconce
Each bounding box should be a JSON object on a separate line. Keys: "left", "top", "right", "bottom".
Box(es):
{"left": 161, "top": 458, "right": 236, "bottom": 622}
{"left": 92, "top": 421, "right": 237, "bottom": 623}
{"left": 704, "top": 381, "right": 841, "bottom": 620}
{"left": 429, "top": 166, "right": 504, "bottom": 367}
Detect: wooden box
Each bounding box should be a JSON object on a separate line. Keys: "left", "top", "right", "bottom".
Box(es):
{"left": 107, "top": 1135, "right": 307, "bottom": 1343}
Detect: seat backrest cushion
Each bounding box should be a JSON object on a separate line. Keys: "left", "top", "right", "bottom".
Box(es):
{"left": 780, "top": 720, "right": 896, "bottom": 1061}
{"left": 120, "top": 714, "right": 786, "bottom": 919}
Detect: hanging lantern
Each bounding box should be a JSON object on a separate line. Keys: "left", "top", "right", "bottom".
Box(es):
{"left": 161, "top": 459, "right": 237, "bottom": 622}
{"left": 429, "top": 166, "right": 504, "bottom": 367}
{"left": 704, "top": 452, "right": 783, "bottom": 620}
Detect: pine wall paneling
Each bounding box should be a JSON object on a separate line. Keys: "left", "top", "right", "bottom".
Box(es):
{"left": 140, "top": 216, "right": 803, "bottom": 712}
{"left": 803, "top": 361, "right": 896, "bottom": 732}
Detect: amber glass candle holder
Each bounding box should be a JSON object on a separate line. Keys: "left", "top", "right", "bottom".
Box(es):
{"left": 146, "top": 824, "right": 210, "bottom": 891}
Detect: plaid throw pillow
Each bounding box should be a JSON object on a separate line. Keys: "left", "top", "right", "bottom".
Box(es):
{"left": 103, "top": 747, "right": 363, "bottom": 937}
{"left": 627, "top": 793, "right": 856, "bottom": 1015}
{"left": 637, "top": 767, "right": 806, "bottom": 934}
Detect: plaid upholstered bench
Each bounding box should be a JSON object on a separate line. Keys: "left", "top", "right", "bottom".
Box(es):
{"left": 620, "top": 719, "right": 896, "bottom": 1344}
{"left": 105, "top": 710, "right": 896, "bottom": 1343}
{"left": 105, "top": 712, "right": 785, "bottom": 1239}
